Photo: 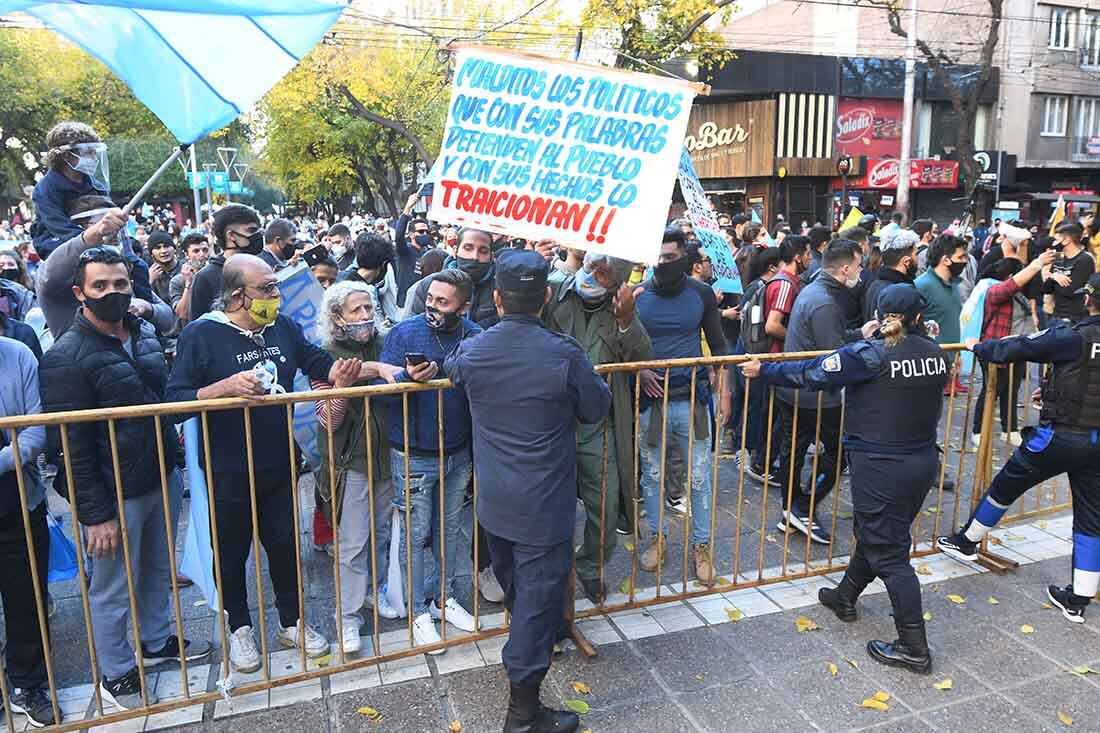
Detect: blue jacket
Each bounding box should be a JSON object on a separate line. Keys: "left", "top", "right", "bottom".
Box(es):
{"left": 30, "top": 168, "right": 108, "bottom": 260}
{"left": 376, "top": 313, "right": 481, "bottom": 454}
{"left": 972, "top": 316, "right": 1097, "bottom": 365}
{"left": 445, "top": 315, "right": 611, "bottom": 545}
{"left": 1, "top": 314, "right": 41, "bottom": 361}
{"left": 0, "top": 337, "right": 45, "bottom": 512}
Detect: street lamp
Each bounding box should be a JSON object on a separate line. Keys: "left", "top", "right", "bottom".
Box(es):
{"left": 837, "top": 154, "right": 853, "bottom": 222}
{"left": 217, "top": 146, "right": 238, "bottom": 203}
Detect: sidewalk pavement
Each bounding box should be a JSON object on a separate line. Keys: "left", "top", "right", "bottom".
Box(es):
{"left": 55, "top": 515, "right": 1099, "bottom": 733}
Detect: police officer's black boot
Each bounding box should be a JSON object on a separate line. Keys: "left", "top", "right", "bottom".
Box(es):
{"left": 503, "top": 682, "right": 580, "bottom": 733}
{"left": 867, "top": 621, "right": 932, "bottom": 674}
{"left": 818, "top": 577, "right": 859, "bottom": 622}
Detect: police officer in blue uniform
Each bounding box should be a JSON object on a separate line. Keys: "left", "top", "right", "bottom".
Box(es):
{"left": 445, "top": 249, "right": 611, "bottom": 733}
{"left": 938, "top": 272, "right": 1100, "bottom": 624}
{"left": 741, "top": 284, "right": 950, "bottom": 674}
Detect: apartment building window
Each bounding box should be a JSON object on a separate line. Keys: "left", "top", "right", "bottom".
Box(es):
{"left": 1042, "top": 96, "right": 1069, "bottom": 136}
{"left": 1077, "top": 97, "right": 1100, "bottom": 139}
{"left": 1084, "top": 12, "right": 1100, "bottom": 66}
{"left": 1049, "top": 6, "right": 1074, "bottom": 49}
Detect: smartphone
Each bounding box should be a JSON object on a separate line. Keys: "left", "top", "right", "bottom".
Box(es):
{"left": 405, "top": 352, "right": 428, "bottom": 366}
{"left": 302, "top": 244, "right": 328, "bottom": 267}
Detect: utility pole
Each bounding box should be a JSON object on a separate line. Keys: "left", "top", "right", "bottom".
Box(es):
{"left": 189, "top": 146, "right": 201, "bottom": 226}
{"left": 574, "top": 28, "right": 583, "bottom": 61}
{"left": 896, "top": 0, "right": 918, "bottom": 222}
{"left": 203, "top": 163, "right": 217, "bottom": 221}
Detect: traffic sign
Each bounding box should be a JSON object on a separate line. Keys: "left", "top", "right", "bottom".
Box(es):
{"left": 187, "top": 171, "right": 207, "bottom": 189}
{"left": 211, "top": 171, "right": 228, "bottom": 187}
{"left": 229, "top": 180, "right": 243, "bottom": 194}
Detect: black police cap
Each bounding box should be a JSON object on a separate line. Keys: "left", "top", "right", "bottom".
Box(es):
{"left": 495, "top": 248, "right": 548, "bottom": 295}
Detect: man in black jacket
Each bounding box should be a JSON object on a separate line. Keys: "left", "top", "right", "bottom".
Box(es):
{"left": 188, "top": 204, "right": 264, "bottom": 321}
{"left": 39, "top": 249, "right": 210, "bottom": 712}
{"left": 863, "top": 230, "right": 919, "bottom": 324}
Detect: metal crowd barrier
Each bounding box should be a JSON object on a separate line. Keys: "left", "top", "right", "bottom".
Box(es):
{"left": 0, "top": 345, "right": 1071, "bottom": 731}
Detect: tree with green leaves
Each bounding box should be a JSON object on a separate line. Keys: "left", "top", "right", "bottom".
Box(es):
{"left": 581, "top": 0, "right": 736, "bottom": 71}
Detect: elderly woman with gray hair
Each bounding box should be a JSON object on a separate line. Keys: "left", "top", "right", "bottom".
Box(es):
{"left": 544, "top": 251, "right": 651, "bottom": 603}
{"left": 310, "top": 281, "right": 403, "bottom": 654}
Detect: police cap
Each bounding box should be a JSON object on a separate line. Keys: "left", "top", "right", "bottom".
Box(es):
{"left": 877, "top": 283, "right": 926, "bottom": 321}
{"left": 495, "top": 248, "right": 548, "bottom": 296}
{"left": 1075, "top": 272, "right": 1100, "bottom": 297}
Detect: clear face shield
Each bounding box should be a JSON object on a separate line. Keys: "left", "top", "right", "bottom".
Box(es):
{"left": 70, "top": 206, "right": 127, "bottom": 252}
{"left": 57, "top": 142, "right": 109, "bottom": 190}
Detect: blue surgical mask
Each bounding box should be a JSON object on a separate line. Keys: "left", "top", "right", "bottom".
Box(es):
{"left": 574, "top": 267, "right": 608, "bottom": 302}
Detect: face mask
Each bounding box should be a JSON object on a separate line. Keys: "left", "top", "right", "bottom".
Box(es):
{"left": 331, "top": 245, "right": 347, "bottom": 261}
{"left": 82, "top": 291, "right": 131, "bottom": 323}
{"left": 846, "top": 275, "right": 862, "bottom": 289}
{"left": 905, "top": 259, "right": 917, "bottom": 278}
{"left": 948, "top": 260, "right": 966, "bottom": 278}
{"left": 414, "top": 234, "right": 433, "bottom": 248}
{"left": 279, "top": 241, "right": 296, "bottom": 260}
{"left": 189, "top": 256, "right": 208, "bottom": 270}
{"left": 425, "top": 303, "right": 461, "bottom": 331}
{"left": 456, "top": 257, "right": 490, "bottom": 282}
{"left": 70, "top": 154, "right": 99, "bottom": 177}
{"left": 653, "top": 258, "right": 690, "bottom": 288}
{"left": 0, "top": 268, "right": 18, "bottom": 281}
{"left": 234, "top": 230, "right": 264, "bottom": 256}
{"left": 574, "top": 267, "right": 609, "bottom": 302}
{"left": 245, "top": 295, "right": 280, "bottom": 326}
{"left": 343, "top": 320, "right": 375, "bottom": 343}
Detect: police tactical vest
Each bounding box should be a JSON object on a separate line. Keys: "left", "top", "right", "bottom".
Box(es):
{"left": 845, "top": 335, "right": 950, "bottom": 447}
{"left": 1040, "top": 321, "right": 1100, "bottom": 430}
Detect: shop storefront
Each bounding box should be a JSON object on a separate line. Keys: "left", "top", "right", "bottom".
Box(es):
{"left": 832, "top": 157, "right": 961, "bottom": 222}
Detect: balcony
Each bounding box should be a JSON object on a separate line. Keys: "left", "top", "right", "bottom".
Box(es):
{"left": 1071, "top": 136, "right": 1100, "bottom": 162}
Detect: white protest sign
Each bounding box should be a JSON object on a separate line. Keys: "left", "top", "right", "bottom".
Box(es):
{"left": 677, "top": 148, "right": 740, "bottom": 292}
{"left": 429, "top": 46, "right": 701, "bottom": 264}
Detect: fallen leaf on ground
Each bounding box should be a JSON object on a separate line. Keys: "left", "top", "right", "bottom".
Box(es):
{"left": 988, "top": 597, "right": 999, "bottom": 605}
{"left": 794, "top": 615, "right": 820, "bottom": 632}
{"left": 726, "top": 608, "right": 744, "bottom": 622}
{"left": 1005, "top": 532, "right": 1026, "bottom": 541}
{"left": 947, "top": 594, "right": 966, "bottom": 604}
{"left": 933, "top": 678, "right": 953, "bottom": 691}
{"left": 1070, "top": 665, "right": 1095, "bottom": 676}
{"left": 1020, "top": 624, "right": 1035, "bottom": 634}
{"left": 923, "top": 611, "right": 933, "bottom": 621}
{"left": 1042, "top": 602, "right": 1053, "bottom": 609}
{"left": 449, "top": 721, "right": 461, "bottom": 733}
{"left": 847, "top": 658, "right": 860, "bottom": 669}
{"left": 765, "top": 534, "right": 777, "bottom": 543}
{"left": 988, "top": 536, "right": 1003, "bottom": 545}
{"left": 571, "top": 681, "right": 591, "bottom": 695}
{"left": 623, "top": 542, "right": 634, "bottom": 552}
{"left": 1037, "top": 520, "right": 1049, "bottom": 529}
{"left": 357, "top": 706, "right": 383, "bottom": 721}
{"left": 564, "top": 700, "right": 590, "bottom": 715}
{"left": 695, "top": 674, "right": 705, "bottom": 681}
{"left": 837, "top": 511, "right": 854, "bottom": 520}
{"left": 873, "top": 691, "right": 891, "bottom": 702}
{"left": 915, "top": 564, "right": 932, "bottom": 576}
{"left": 827, "top": 662, "right": 838, "bottom": 677}
{"left": 1057, "top": 710, "right": 1073, "bottom": 726}
{"left": 314, "top": 653, "right": 333, "bottom": 667}
{"left": 860, "top": 698, "right": 889, "bottom": 712}
{"left": 618, "top": 579, "right": 633, "bottom": 595}
{"left": 924, "top": 507, "right": 939, "bottom": 515}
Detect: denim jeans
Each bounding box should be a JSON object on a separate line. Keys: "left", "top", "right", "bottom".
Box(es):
{"left": 391, "top": 448, "right": 472, "bottom": 617}
{"left": 638, "top": 401, "right": 713, "bottom": 546}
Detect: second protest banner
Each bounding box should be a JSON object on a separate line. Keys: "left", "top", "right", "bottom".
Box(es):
{"left": 429, "top": 46, "right": 700, "bottom": 264}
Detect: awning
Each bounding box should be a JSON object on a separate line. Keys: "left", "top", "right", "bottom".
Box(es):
{"left": 1026, "top": 192, "right": 1100, "bottom": 204}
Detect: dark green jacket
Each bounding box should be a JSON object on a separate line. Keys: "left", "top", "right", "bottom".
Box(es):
{"left": 544, "top": 274, "right": 651, "bottom": 492}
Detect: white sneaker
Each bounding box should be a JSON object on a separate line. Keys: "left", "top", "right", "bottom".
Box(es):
{"left": 277, "top": 622, "right": 329, "bottom": 658}
{"left": 412, "top": 612, "right": 445, "bottom": 655}
{"left": 430, "top": 597, "right": 478, "bottom": 632}
{"left": 341, "top": 625, "right": 362, "bottom": 655}
{"left": 366, "top": 591, "right": 402, "bottom": 620}
{"left": 1003, "top": 431, "right": 1022, "bottom": 447}
{"left": 229, "top": 626, "right": 261, "bottom": 673}
{"left": 478, "top": 566, "right": 505, "bottom": 603}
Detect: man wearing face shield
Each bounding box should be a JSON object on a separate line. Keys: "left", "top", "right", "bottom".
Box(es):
{"left": 543, "top": 252, "right": 650, "bottom": 603}
{"left": 30, "top": 121, "right": 110, "bottom": 260}
{"left": 188, "top": 204, "right": 265, "bottom": 321}
{"left": 36, "top": 195, "right": 174, "bottom": 338}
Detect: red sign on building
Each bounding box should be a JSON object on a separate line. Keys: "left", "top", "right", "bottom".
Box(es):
{"left": 835, "top": 98, "right": 904, "bottom": 158}
{"left": 852, "top": 158, "right": 960, "bottom": 189}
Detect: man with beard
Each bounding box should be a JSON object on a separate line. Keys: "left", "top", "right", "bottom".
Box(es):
{"left": 169, "top": 233, "right": 210, "bottom": 327}
{"left": 404, "top": 228, "right": 498, "bottom": 328}
{"left": 544, "top": 252, "right": 650, "bottom": 602}
{"left": 864, "top": 230, "right": 920, "bottom": 324}
{"left": 146, "top": 232, "right": 181, "bottom": 306}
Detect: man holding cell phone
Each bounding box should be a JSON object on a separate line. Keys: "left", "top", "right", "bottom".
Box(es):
{"left": 374, "top": 269, "right": 482, "bottom": 651}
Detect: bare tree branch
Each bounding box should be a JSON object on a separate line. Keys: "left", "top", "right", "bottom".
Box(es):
{"left": 336, "top": 84, "right": 435, "bottom": 168}
{"left": 670, "top": 0, "right": 739, "bottom": 51}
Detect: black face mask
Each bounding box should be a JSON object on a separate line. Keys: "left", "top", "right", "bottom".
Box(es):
{"left": 0, "top": 268, "right": 19, "bottom": 282}
{"left": 948, "top": 260, "right": 966, "bottom": 278}
{"left": 279, "top": 241, "right": 297, "bottom": 260}
{"left": 905, "top": 259, "right": 917, "bottom": 278}
{"left": 653, "top": 258, "right": 690, "bottom": 288}
{"left": 234, "top": 230, "right": 264, "bottom": 256}
{"left": 414, "top": 234, "right": 433, "bottom": 248}
{"left": 425, "top": 304, "right": 461, "bottom": 331}
{"left": 456, "top": 257, "right": 490, "bottom": 282}
{"left": 82, "top": 291, "right": 132, "bottom": 323}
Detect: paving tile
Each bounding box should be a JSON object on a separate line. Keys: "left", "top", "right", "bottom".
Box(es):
{"left": 632, "top": 627, "right": 753, "bottom": 693}
{"left": 676, "top": 675, "right": 810, "bottom": 731}
{"left": 442, "top": 665, "right": 511, "bottom": 733}
{"left": 329, "top": 678, "right": 444, "bottom": 732}
{"left": 329, "top": 662, "right": 384, "bottom": 696}
{"left": 1002, "top": 671, "right": 1100, "bottom": 728}
{"left": 577, "top": 698, "right": 695, "bottom": 733}
{"left": 922, "top": 692, "right": 1059, "bottom": 733}
{"left": 649, "top": 603, "right": 705, "bottom": 633}
{"left": 144, "top": 702, "right": 204, "bottom": 731}
{"left": 431, "top": 639, "right": 486, "bottom": 675}
{"left": 545, "top": 643, "right": 651, "bottom": 709}
{"left": 212, "top": 699, "right": 326, "bottom": 733}
{"left": 767, "top": 657, "right": 912, "bottom": 730}
{"left": 710, "top": 607, "right": 836, "bottom": 672}
{"left": 720, "top": 587, "right": 781, "bottom": 617}
{"left": 946, "top": 621, "right": 1061, "bottom": 687}
{"left": 267, "top": 679, "right": 322, "bottom": 709}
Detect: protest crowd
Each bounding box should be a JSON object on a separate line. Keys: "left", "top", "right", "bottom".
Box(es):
{"left": 2, "top": 119, "right": 1100, "bottom": 731}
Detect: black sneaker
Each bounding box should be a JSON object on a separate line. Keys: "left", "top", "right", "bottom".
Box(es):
{"left": 142, "top": 636, "right": 212, "bottom": 665}
{"left": 101, "top": 667, "right": 157, "bottom": 710}
{"left": 1047, "top": 584, "right": 1088, "bottom": 624}
{"left": 936, "top": 532, "right": 978, "bottom": 562}
{"left": 777, "top": 510, "right": 831, "bottom": 544}
{"left": 745, "top": 462, "right": 775, "bottom": 484}
{"left": 10, "top": 687, "right": 58, "bottom": 728}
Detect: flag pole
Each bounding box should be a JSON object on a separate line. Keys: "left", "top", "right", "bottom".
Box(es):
{"left": 122, "top": 144, "right": 188, "bottom": 216}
